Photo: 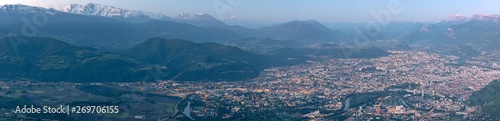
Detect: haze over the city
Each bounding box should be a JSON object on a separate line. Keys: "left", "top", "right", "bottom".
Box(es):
{"left": 1, "top": 0, "right": 500, "bottom": 23}
{"left": 1, "top": 0, "right": 500, "bottom": 120}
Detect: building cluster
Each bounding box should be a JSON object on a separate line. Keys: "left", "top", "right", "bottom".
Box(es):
{"left": 140, "top": 50, "right": 500, "bottom": 120}
{"left": 1, "top": 50, "right": 498, "bottom": 120}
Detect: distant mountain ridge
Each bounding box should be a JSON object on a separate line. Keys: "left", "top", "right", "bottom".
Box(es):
{"left": 61, "top": 3, "right": 230, "bottom": 27}
{"left": 61, "top": 3, "right": 260, "bottom": 30}
{"left": 124, "top": 38, "right": 302, "bottom": 81}
{"left": 171, "top": 12, "right": 228, "bottom": 27}
{"left": 62, "top": 3, "right": 170, "bottom": 23}
{"left": 0, "top": 4, "right": 59, "bottom": 14}
{"left": 262, "top": 20, "right": 343, "bottom": 43}
{"left": 406, "top": 14, "right": 500, "bottom": 50}
{"left": 1, "top": 3, "right": 360, "bottom": 50}
{"left": 0, "top": 36, "right": 162, "bottom": 82}
{"left": 0, "top": 36, "right": 390, "bottom": 82}
{"left": 228, "top": 37, "right": 300, "bottom": 54}
{"left": 0, "top": 5, "right": 243, "bottom": 50}
{"left": 0, "top": 36, "right": 303, "bottom": 82}
{"left": 4, "top": 3, "right": 367, "bottom": 45}
{"left": 60, "top": 3, "right": 352, "bottom": 43}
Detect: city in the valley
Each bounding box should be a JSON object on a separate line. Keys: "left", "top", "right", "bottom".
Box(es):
{"left": 1, "top": 49, "right": 499, "bottom": 120}
{"left": 1, "top": 2, "right": 500, "bottom": 120}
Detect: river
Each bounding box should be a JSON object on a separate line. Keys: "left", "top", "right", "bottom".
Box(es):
{"left": 398, "top": 98, "right": 410, "bottom": 108}
{"left": 459, "top": 95, "right": 469, "bottom": 111}
{"left": 183, "top": 101, "right": 194, "bottom": 120}
{"left": 343, "top": 98, "right": 351, "bottom": 111}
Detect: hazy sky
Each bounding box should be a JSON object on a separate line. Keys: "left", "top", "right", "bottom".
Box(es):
{"left": 1, "top": 0, "right": 499, "bottom": 23}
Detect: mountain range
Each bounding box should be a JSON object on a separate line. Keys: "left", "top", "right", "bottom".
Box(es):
{"left": 61, "top": 3, "right": 171, "bottom": 23}
{"left": 0, "top": 36, "right": 308, "bottom": 82}
{"left": 171, "top": 12, "right": 228, "bottom": 27}
{"left": 7, "top": 4, "right": 352, "bottom": 45}
{"left": 0, "top": 4, "right": 59, "bottom": 14}
{"left": 4, "top": 3, "right": 500, "bottom": 52}
{"left": 0, "top": 4, "right": 396, "bottom": 82}
{"left": 261, "top": 20, "right": 345, "bottom": 43}
{"left": 61, "top": 3, "right": 267, "bottom": 38}
{"left": 1, "top": 3, "right": 499, "bottom": 82}
{"left": 406, "top": 14, "right": 500, "bottom": 51}
{"left": 0, "top": 4, "right": 340, "bottom": 50}
{"left": 0, "top": 4, "right": 243, "bottom": 50}
{"left": 62, "top": 3, "right": 232, "bottom": 28}
{"left": 124, "top": 38, "right": 303, "bottom": 81}
{"left": 0, "top": 36, "right": 161, "bottom": 82}
{"left": 0, "top": 35, "right": 391, "bottom": 82}
{"left": 228, "top": 37, "right": 300, "bottom": 54}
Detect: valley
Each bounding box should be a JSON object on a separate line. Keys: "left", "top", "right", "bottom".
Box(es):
{"left": 0, "top": 2, "right": 499, "bottom": 121}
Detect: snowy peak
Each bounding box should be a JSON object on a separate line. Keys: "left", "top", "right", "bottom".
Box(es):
{"left": 223, "top": 15, "right": 246, "bottom": 21}
{"left": 171, "top": 12, "right": 228, "bottom": 27}
{"left": 173, "top": 12, "right": 217, "bottom": 21}
{"left": 444, "top": 14, "right": 468, "bottom": 22}
{"left": 0, "top": 4, "right": 59, "bottom": 14}
{"left": 61, "top": 3, "right": 169, "bottom": 20}
{"left": 141, "top": 12, "right": 169, "bottom": 20}
{"left": 442, "top": 14, "right": 500, "bottom": 23}
{"left": 60, "top": 3, "right": 227, "bottom": 26}
{"left": 62, "top": 3, "right": 140, "bottom": 18}
{"left": 468, "top": 14, "right": 500, "bottom": 22}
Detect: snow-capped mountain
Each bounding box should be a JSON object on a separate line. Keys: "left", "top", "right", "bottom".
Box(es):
{"left": 0, "top": 4, "right": 59, "bottom": 14}
{"left": 442, "top": 14, "right": 500, "bottom": 23}
{"left": 61, "top": 3, "right": 230, "bottom": 27}
{"left": 0, "top": 4, "right": 244, "bottom": 50}
{"left": 416, "top": 14, "right": 500, "bottom": 35}
{"left": 223, "top": 15, "right": 246, "bottom": 21}
{"left": 61, "top": 3, "right": 170, "bottom": 23}
{"left": 407, "top": 14, "right": 500, "bottom": 50}
{"left": 172, "top": 12, "right": 213, "bottom": 21}
{"left": 468, "top": 14, "right": 500, "bottom": 23}
{"left": 171, "top": 12, "right": 228, "bottom": 27}
{"left": 444, "top": 14, "right": 468, "bottom": 22}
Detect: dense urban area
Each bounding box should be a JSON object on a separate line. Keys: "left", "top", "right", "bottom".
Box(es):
{"left": 1, "top": 49, "right": 499, "bottom": 120}
{"left": 1, "top": 2, "right": 500, "bottom": 121}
